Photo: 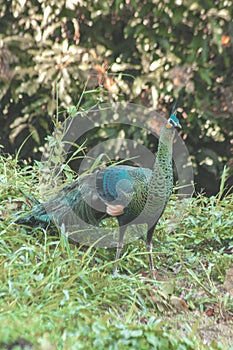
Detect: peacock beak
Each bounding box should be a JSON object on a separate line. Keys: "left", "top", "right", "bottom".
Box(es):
{"left": 176, "top": 121, "right": 182, "bottom": 129}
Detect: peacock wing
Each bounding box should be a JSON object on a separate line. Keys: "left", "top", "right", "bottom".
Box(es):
{"left": 96, "top": 165, "right": 152, "bottom": 215}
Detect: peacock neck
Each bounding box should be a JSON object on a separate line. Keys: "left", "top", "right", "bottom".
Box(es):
{"left": 156, "top": 140, "right": 172, "bottom": 164}
{"left": 143, "top": 124, "right": 175, "bottom": 216}
{"left": 153, "top": 125, "right": 175, "bottom": 171}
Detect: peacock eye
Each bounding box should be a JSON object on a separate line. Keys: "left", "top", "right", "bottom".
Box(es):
{"left": 169, "top": 119, "right": 175, "bottom": 127}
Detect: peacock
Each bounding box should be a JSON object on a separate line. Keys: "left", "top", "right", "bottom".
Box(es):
{"left": 15, "top": 101, "right": 182, "bottom": 279}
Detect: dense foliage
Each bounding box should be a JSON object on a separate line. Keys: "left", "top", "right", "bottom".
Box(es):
{"left": 0, "top": 0, "right": 232, "bottom": 195}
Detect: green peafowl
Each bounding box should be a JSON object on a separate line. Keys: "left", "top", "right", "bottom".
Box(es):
{"left": 15, "top": 102, "right": 181, "bottom": 279}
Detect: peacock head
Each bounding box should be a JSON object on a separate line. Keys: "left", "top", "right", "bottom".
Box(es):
{"left": 166, "top": 114, "right": 182, "bottom": 129}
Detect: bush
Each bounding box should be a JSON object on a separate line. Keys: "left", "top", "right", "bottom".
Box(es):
{"left": 0, "top": 0, "right": 232, "bottom": 194}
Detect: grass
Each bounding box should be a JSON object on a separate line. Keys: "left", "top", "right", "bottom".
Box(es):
{"left": 0, "top": 154, "right": 233, "bottom": 349}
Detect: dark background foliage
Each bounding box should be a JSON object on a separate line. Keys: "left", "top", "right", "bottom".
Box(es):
{"left": 0, "top": 0, "right": 232, "bottom": 195}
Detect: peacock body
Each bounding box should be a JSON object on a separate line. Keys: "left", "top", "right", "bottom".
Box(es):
{"left": 16, "top": 110, "right": 181, "bottom": 279}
